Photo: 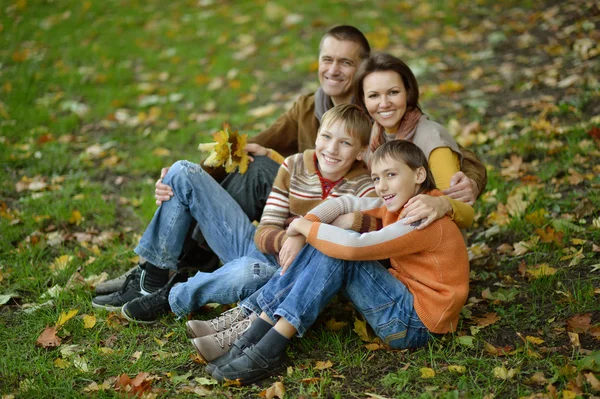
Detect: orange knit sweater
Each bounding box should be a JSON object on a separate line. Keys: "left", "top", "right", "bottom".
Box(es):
{"left": 304, "top": 190, "right": 470, "bottom": 334}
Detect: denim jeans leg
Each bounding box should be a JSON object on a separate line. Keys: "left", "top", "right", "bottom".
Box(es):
{"left": 135, "top": 160, "right": 268, "bottom": 269}
{"left": 257, "top": 246, "right": 345, "bottom": 336}
{"left": 342, "top": 262, "right": 430, "bottom": 349}
{"left": 169, "top": 256, "right": 279, "bottom": 317}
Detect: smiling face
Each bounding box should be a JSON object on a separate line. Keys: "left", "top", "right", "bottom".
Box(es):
{"left": 318, "top": 37, "right": 363, "bottom": 105}
{"left": 315, "top": 119, "right": 364, "bottom": 182}
{"left": 363, "top": 70, "right": 408, "bottom": 133}
{"left": 370, "top": 155, "right": 425, "bottom": 213}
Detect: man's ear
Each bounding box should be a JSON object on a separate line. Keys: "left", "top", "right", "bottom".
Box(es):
{"left": 415, "top": 166, "right": 427, "bottom": 184}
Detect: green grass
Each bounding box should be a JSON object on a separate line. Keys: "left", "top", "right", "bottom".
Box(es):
{"left": 2, "top": 0, "right": 599, "bottom": 398}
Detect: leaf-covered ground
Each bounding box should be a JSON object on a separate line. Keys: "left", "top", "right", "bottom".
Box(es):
{"left": 1, "top": 0, "right": 599, "bottom": 398}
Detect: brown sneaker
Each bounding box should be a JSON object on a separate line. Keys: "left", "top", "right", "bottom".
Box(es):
{"left": 186, "top": 306, "right": 249, "bottom": 338}
{"left": 191, "top": 313, "right": 257, "bottom": 362}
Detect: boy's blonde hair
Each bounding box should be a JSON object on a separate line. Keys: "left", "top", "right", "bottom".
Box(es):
{"left": 320, "top": 104, "right": 372, "bottom": 147}
{"left": 371, "top": 140, "right": 437, "bottom": 195}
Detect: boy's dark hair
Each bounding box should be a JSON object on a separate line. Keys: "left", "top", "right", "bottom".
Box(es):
{"left": 353, "top": 53, "right": 421, "bottom": 114}
{"left": 320, "top": 103, "right": 372, "bottom": 147}
{"left": 371, "top": 140, "right": 436, "bottom": 194}
{"left": 320, "top": 25, "right": 371, "bottom": 60}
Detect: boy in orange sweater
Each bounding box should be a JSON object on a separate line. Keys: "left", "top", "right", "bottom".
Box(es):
{"left": 208, "top": 140, "right": 470, "bottom": 385}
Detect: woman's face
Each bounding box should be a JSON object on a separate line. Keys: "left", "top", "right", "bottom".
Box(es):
{"left": 363, "top": 70, "right": 408, "bottom": 132}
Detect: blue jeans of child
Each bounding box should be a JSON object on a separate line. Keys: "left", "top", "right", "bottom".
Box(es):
{"left": 256, "top": 245, "right": 432, "bottom": 349}
{"left": 134, "top": 160, "right": 279, "bottom": 317}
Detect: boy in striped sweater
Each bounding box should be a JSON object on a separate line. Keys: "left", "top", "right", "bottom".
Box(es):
{"left": 115, "top": 105, "right": 377, "bottom": 346}
{"left": 209, "top": 140, "right": 470, "bottom": 385}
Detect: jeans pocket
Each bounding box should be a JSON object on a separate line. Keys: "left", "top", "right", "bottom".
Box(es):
{"left": 377, "top": 318, "right": 430, "bottom": 349}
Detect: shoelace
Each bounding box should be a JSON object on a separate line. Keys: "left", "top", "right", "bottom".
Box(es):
{"left": 117, "top": 271, "right": 138, "bottom": 294}
{"left": 214, "top": 318, "right": 251, "bottom": 348}
{"left": 209, "top": 307, "right": 244, "bottom": 332}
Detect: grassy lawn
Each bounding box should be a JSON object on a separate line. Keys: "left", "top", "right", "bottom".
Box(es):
{"left": 1, "top": 0, "right": 599, "bottom": 398}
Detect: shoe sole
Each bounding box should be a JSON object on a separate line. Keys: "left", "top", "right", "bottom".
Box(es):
{"left": 211, "top": 358, "right": 288, "bottom": 386}
{"left": 121, "top": 306, "right": 159, "bottom": 325}
{"left": 91, "top": 302, "right": 123, "bottom": 312}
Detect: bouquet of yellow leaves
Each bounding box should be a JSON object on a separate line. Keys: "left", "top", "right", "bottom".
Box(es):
{"left": 198, "top": 124, "right": 250, "bottom": 174}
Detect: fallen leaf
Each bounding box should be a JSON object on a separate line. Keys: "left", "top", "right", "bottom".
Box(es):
{"left": 568, "top": 332, "right": 580, "bottom": 347}
{"left": 54, "top": 358, "right": 70, "bottom": 369}
{"left": 420, "top": 367, "right": 435, "bottom": 379}
{"left": 526, "top": 336, "right": 545, "bottom": 345}
{"left": 561, "top": 390, "right": 577, "bottom": 399}
{"left": 68, "top": 210, "right": 83, "bottom": 225}
{"left": 57, "top": 309, "right": 79, "bottom": 327}
{"left": 448, "top": 365, "right": 466, "bottom": 373}
{"left": 83, "top": 314, "right": 96, "bottom": 329}
{"left": 456, "top": 335, "right": 475, "bottom": 348}
{"left": 526, "top": 263, "right": 557, "bottom": 279}
{"left": 259, "top": 381, "right": 286, "bottom": 399}
{"left": 36, "top": 326, "right": 61, "bottom": 348}
{"left": 365, "top": 342, "right": 384, "bottom": 351}
{"left": 315, "top": 360, "right": 333, "bottom": 370}
{"left": 473, "top": 313, "right": 500, "bottom": 328}
{"left": 325, "top": 318, "right": 347, "bottom": 331}
{"left": 524, "top": 371, "right": 548, "bottom": 385}
{"left": 567, "top": 314, "right": 592, "bottom": 333}
{"left": 49, "top": 255, "right": 74, "bottom": 273}
{"left": 584, "top": 372, "right": 600, "bottom": 391}
{"left": 353, "top": 318, "right": 371, "bottom": 342}
{"left": 493, "top": 365, "right": 517, "bottom": 380}
{"left": 300, "top": 377, "right": 321, "bottom": 384}
{"left": 222, "top": 378, "right": 242, "bottom": 387}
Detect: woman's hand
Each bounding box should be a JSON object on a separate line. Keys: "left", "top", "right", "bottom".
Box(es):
{"left": 279, "top": 235, "right": 306, "bottom": 275}
{"left": 400, "top": 194, "right": 452, "bottom": 229}
{"left": 442, "top": 171, "right": 477, "bottom": 206}
{"left": 331, "top": 213, "right": 355, "bottom": 230}
{"left": 155, "top": 167, "right": 173, "bottom": 206}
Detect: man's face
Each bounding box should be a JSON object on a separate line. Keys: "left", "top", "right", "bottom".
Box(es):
{"left": 318, "top": 37, "right": 362, "bottom": 105}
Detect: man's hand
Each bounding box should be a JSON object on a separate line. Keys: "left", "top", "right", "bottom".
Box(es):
{"left": 286, "top": 218, "right": 313, "bottom": 237}
{"left": 331, "top": 213, "right": 355, "bottom": 230}
{"left": 400, "top": 194, "right": 451, "bottom": 230}
{"left": 155, "top": 167, "right": 173, "bottom": 206}
{"left": 442, "top": 171, "right": 477, "bottom": 206}
{"left": 244, "top": 143, "right": 270, "bottom": 162}
{"left": 279, "top": 235, "right": 306, "bottom": 275}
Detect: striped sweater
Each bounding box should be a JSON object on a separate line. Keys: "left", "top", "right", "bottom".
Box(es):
{"left": 303, "top": 190, "right": 469, "bottom": 334}
{"left": 254, "top": 150, "right": 376, "bottom": 255}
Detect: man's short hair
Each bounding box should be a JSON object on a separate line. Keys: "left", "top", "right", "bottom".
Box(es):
{"left": 320, "top": 103, "right": 372, "bottom": 147}
{"left": 320, "top": 25, "right": 371, "bottom": 60}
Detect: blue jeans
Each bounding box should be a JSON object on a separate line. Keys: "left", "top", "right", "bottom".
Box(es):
{"left": 256, "top": 246, "right": 431, "bottom": 349}
{"left": 134, "top": 160, "right": 279, "bottom": 317}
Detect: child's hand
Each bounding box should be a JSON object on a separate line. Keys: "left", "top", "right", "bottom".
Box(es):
{"left": 286, "top": 218, "right": 312, "bottom": 237}
{"left": 155, "top": 166, "right": 173, "bottom": 206}
{"left": 401, "top": 195, "right": 451, "bottom": 229}
{"left": 331, "top": 213, "right": 355, "bottom": 230}
{"left": 279, "top": 235, "right": 306, "bottom": 275}
{"left": 244, "top": 143, "right": 270, "bottom": 162}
